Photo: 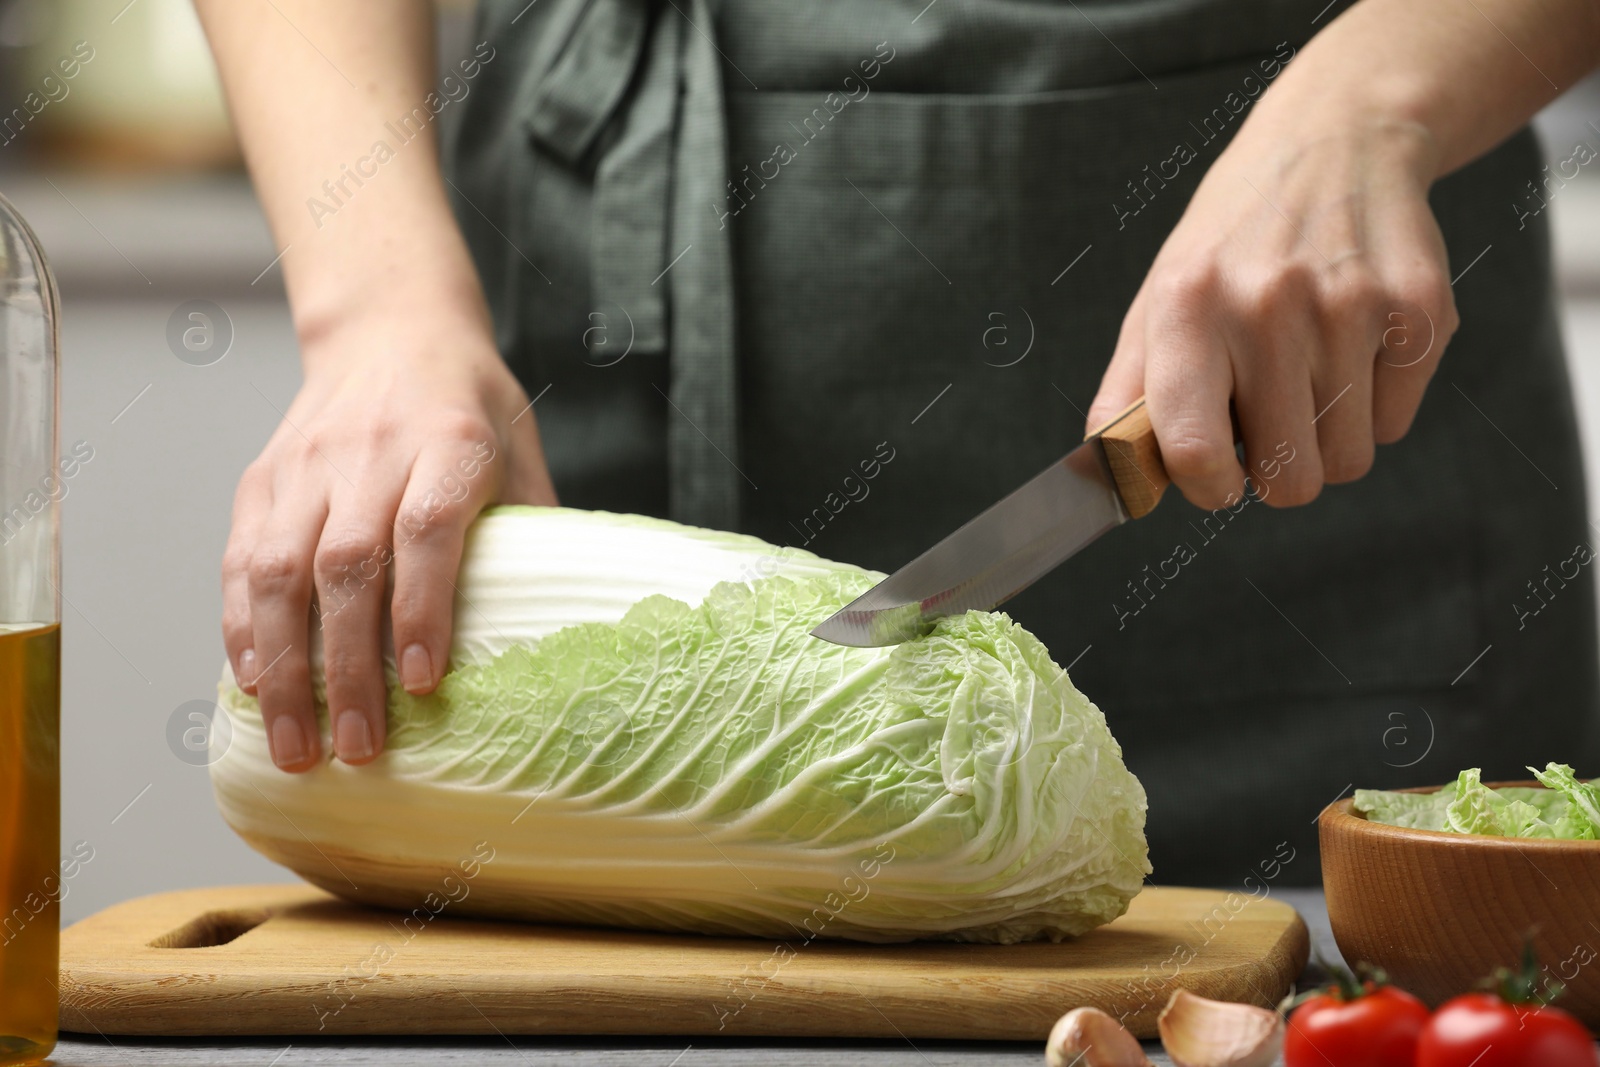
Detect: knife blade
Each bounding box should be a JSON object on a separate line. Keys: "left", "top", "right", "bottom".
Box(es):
{"left": 810, "top": 397, "right": 1169, "bottom": 647}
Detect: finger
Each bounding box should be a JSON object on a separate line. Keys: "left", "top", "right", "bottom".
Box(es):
{"left": 1311, "top": 275, "right": 1380, "bottom": 485}
{"left": 1142, "top": 284, "right": 1247, "bottom": 509}
{"left": 1310, "top": 370, "right": 1374, "bottom": 486}
{"left": 1372, "top": 270, "right": 1457, "bottom": 444}
{"left": 391, "top": 435, "right": 501, "bottom": 696}
{"left": 248, "top": 490, "right": 328, "bottom": 773}
{"left": 1232, "top": 313, "right": 1324, "bottom": 509}
{"left": 1085, "top": 288, "right": 1151, "bottom": 437}
{"left": 499, "top": 399, "right": 560, "bottom": 505}
{"left": 314, "top": 489, "right": 403, "bottom": 766}
{"left": 222, "top": 463, "right": 272, "bottom": 695}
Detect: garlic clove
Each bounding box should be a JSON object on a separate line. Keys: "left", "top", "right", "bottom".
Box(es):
{"left": 1156, "top": 990, "right": 1284, "bottom": 1067}
{"left": 1045, "top": 1006, "right": 1154, "bottom": 1067}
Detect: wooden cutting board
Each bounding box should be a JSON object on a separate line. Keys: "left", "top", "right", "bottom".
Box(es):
{"left": 60, "top": 883, "right": 1308, "bottom": 1041}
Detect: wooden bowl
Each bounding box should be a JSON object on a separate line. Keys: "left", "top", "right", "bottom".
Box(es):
{"left": 1320, "top": 781, "right": 1600, "bottom": 1025}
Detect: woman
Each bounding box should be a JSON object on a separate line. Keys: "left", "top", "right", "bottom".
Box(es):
{"left": 196, "top": 0, "right": 1600, "bottom": 884}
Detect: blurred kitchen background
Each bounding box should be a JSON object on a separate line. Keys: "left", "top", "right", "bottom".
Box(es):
{"left": 3, "top": 0, "right": 1599, "bottom": 924}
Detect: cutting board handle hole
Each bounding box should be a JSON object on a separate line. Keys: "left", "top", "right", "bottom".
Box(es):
{"left": 147, "top": 908, "right": 272, "bottom": 949}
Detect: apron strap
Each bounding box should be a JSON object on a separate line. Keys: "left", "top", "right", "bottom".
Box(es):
{"left": 522, "top": 0, "right": 741, "bottom": 530}
{"left": 664, "top": 0, "right": 741, "bottom": 529}
{"left": 523, "top": 0, "right": 671, "bottom": 358}
{"left": 590, "top": 4, "right": 679, "bottom": 358}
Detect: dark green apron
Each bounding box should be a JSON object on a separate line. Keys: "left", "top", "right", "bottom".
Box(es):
{"left": 448, "top": 0, "right": 1600, "bottom": 886}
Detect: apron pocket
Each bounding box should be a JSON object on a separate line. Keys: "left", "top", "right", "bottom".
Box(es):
{"left": 720, "top": 58, "right": 1487, "bottom": 707}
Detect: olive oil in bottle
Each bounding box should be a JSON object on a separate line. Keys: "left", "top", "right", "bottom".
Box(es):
{"left": 0, "top": 177, "right": 64, "bottom": 1067}
{"left": 0, "top": 623, "right": 60, "bottom": 1066}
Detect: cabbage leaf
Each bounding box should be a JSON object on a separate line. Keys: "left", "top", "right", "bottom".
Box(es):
{"left": 1355, "top": 764, "right": 1593, "bottom": 839}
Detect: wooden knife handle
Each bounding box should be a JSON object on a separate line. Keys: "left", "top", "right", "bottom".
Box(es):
{"left": 1087, "top": 397, "right": 1169, "bottom": 519}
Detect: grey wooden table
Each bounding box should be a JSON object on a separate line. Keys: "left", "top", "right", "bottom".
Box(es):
{"left": 51, "top": 889, "right": 1338, "bottom": 1067}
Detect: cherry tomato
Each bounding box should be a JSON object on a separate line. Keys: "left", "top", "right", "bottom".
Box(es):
{"left": 1284, "top": 983, "right": 1430, "bottom": 1067}
{"left": 1417, "top": 992, "right": 1599, "bottom": 1067}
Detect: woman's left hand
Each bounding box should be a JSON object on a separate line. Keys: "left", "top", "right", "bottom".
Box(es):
{"left": 1086, "top": 106, "right": 1459, "bottom": 511}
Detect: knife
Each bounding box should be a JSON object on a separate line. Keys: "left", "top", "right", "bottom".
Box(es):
{"left": 810, "top": 397, "right": 1170, "bottom": 647}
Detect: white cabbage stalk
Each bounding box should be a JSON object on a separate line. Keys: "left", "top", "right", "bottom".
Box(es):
{"left": 211, "top": 507, "right": 1149, "bottom": 943}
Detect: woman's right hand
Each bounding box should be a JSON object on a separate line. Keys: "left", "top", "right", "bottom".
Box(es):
{"left": 221, "top": 308, "right": 557, "bottom": 773}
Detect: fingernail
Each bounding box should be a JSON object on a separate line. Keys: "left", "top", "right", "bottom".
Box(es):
{"left": 335, "top": 711, "right": 374, "bottom": 763}
{"left": 400, "top": 643, "right": 433, "bottom": 693}
{"left": 238, "top": 649, "right": 257, "bottom": 687}
{"left": 270, "top": 716, "right": 308, "bottom": 768}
